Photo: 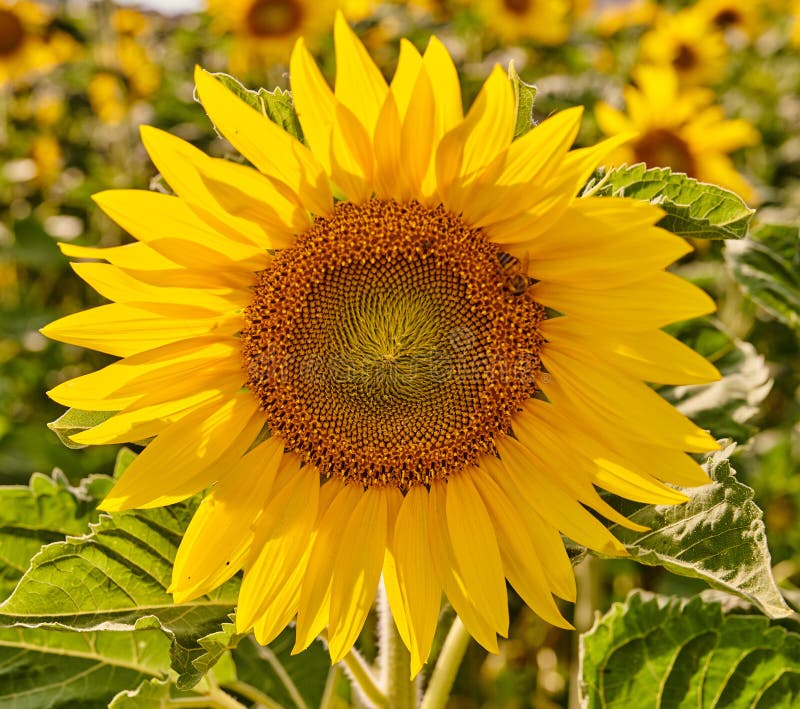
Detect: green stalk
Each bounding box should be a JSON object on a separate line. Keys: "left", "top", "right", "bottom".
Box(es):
{"left": 377, "top": 581, "right": 415, "bottom": 709}
{"left": 419, "top": 617, "right": 471, "bottom": 709}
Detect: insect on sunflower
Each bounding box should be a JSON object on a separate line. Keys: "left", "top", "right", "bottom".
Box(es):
{"left": 43, "top": 13, "right": 721, "bottom": 675}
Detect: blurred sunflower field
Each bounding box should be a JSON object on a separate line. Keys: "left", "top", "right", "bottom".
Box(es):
{"left": 2, "top": 0, "right": 800, "bottom": 707}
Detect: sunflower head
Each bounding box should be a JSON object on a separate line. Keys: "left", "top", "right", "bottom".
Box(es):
{"left": 0, "top": 5, "right": 25, "bottom": 57}
{"left": 476, "top": 0, "right": 570, "bottom": 44}
{"left": 44, "top": 13, "right": 722, "bottom": 674}
{"left": 596, "top": 65, "right": 759, "bottom": 201}
{"left": 639, "top": 8, "right": 728, "bottom": 85}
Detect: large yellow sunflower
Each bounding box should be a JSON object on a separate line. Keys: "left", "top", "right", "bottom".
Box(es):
{"left": 596, "top": 64, "right": 759, "bottom": 202}
{"left": 475, "top": 0, "right": 570, "bottom": 45}
{"left": 43, "top": 15, "right": 721, "bottom": 675}
{"left": 638, "top": 7, "right": 728, "bottom": 85}
{"left": 0, "top": 0, "right": 75, "bottom": 86}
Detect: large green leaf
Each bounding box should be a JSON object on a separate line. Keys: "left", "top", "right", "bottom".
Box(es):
{"left": 580, "top": 591, "right": 800, "bottom": 708}
{"left": 663, "top": 319, "right": 772, "bottom": 443}
{"left": 0, "top": 470, "right": 112, "bottom": 600}
{"left": 0, "top": 499, "right": 238, "bottom": 687}
{"left": 584, "top": 163, "right": 754, "bottom": 240}
{"left": 726, "top": 224, "right": 800, "bottom": 330}
{"left": 606, "top": 445, "right": 790, "bottom": 619}
{"left": 0, "top": 624, "right": 169, "bottom": 709}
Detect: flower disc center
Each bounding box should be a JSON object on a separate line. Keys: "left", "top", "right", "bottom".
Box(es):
{"left": 242, "top": 199, "right": 545, "bottom": 489}
{"left": 0, "top": 9, "right": 25, "bottom": 57}
{"left": 245, "top": 0, "right": 303, "bottom": 37}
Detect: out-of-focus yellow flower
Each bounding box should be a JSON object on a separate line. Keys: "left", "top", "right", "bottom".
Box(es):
{"left": 207, "top": 0, "right": 341, "bottom": 73}
{"left": 695, "top": 0, "right": 762, "bottom": 41}
{"left": 0, "top": 0, "right": 77, "bottom": 86}
{"left": 596, "top": 65, "right": 759, "bottom": 201}
{"left": 474, "top": 0, "right": 570, "bottom": 45}
{"left": 30, "top": 133, "right": 62, "bottom": 185}
{"left": 88, "top": 72, "right": 127, "bottom": 125}
{"left": 639, "top": 7, "right": 727, "bottom": 85}
{"left": 116, "top": 36, "right": 160, "bottom": 98}
{"left": 593, "top": 0, "right": 659, "bottom": 37}
{"left": 791, "top": 0, "right": 800, "bottom": 47}
{"left": 32, "top": 91, "right": 65, "bottom": 126}
{"left": 112, "top": 7, "right": 150, "bottom": 36}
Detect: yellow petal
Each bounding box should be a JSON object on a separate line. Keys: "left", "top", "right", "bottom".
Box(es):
{"left": 495, "top": 436, "right": 627, "bottom": 556}
{"left": 480, "top": 455, "right": 576, "bottom": 602}
{"left": 328, "top": 487, "right": 388, "bottom": 662}
{"left": 373, "top": 93, "right": 402, "bottom": 199}
{"left": 59, "top": 242, "right": 176, "bottom": 271}
{"left": 194, "top": 67, "right": 333, "bottom": 216}
{"left": 293, "top": 481, "right": 361, "bottom": 653}
{"left": 290, "top": 37, "right": 335, "bottom": 171}
{"left": 170, "top": 438, "right": 284, "bottom": 601}
{"left": 393, "top": 486, "right": 442, "bottom": 676}
{"left": 390, "top": 39, "right": 423, "bottom": 119}
{"left": 541, "top": 344, "right": 720, "bottom": 453}
{"left": 99, "top": 392, "right": 262, "bottom": 511}
{"left": 329, "top": 102, "right": 374, "bottom": 203}
{"left": 532, "top": 272, "right": 715, "bottom": 330}
{"left": 71, "top": 262, "right": 248, "bottom": 315}
{"left": 41, "top": 304, "right": 241, "bottom": 357}
{"left": 48, "top": 337, "right": 238, "bottom": 411}
{"left": 422, "top": 36, "right": 463, "bottom": 138}
{"left": 427, "top": 481, "right": 500, "bottom": 653}
{"left": 138, "top": 127, "right": 291, "bottom": 249}
{"left": 464, "top": 107, "right": 583, "bottom": 227}
{"left": 445, "top": 473, "right": 509, "bottom": 634}
{"left": 333, "top": 11, "right": 388, "bottom": 138}
{"left": 399, "top": 66, "right": 435, "bottom": 199}
{"left": 237, "top": 461, "right": 320, "bottom": 632}
{"left": 92, "top": 189, "right": 266, "bottom": 267}
{"left": 473, "top": 469, "right": 572, "bottom": 628}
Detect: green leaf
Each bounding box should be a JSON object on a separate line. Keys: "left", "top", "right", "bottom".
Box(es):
{"left": 0, "top": 625, "right": 170, "bottom": 709}
{"left": 233, "top": 632, "right": 332, "bottom": 709}
{"left": 584, "top": 163, "right": 754, "bottom": 240}
{"left": 606, "top": 444, "right": 791, "bottom": 619}
{"left": 580, "top": 591, "right": 800, "bottom": 708}
{"left": 0, "top": 499, "right": 238, "bottom": 688}
{"left": 725, "top": 224, "right": 800, "bottom": 330}
{"left": 108, "top": 677, "right": 232, "bottom": 709}
{"left": 204, "top": 73, "right": 305, "bottom": 142}
{"left": 509, "top": 62, "right": 537, "bottom": 139}
{"left": 47, "top": 409, "right": 116, "bottom": 449}
{"left": 663, "top": 319, "right": 773, "bottom": 443}
{"left": 0, "top": 470, "right": 113, "bottom": 600}
{"left": 181, "top": 618, "right": 241, "bottom": 690}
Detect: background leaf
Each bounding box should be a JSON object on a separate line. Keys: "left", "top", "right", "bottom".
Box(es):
{"left": 605, "top": 445, "right": 791, "bottom": 619}
{"left": 0, "top": 625, "right": 170, "bottom": 709}
{"left": 726, "top": 224, "right": 800, "bottom": 330}
{"left": 584, "top": 163, "right": 754, "bottom": 240}
{"left": 664, "top": 319, "right": 773, "bottom": 443}
{"left": 232, "top": 632, "right": 332, "bottom": 709}
{"left": 580, "top": 591, "right": 800, "bottom": 708}
{"left": 0, "top": 470, "right": 112, "bottom": 600}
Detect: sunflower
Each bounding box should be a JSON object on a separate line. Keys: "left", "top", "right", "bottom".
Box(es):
{"left": 43, "top": 14, "right": 721, "bottom": 674}
{"left": 475, "top": 0, "right": 570, "bottom": 45}
{"left": 592, "top": 0, "right": 659, "bottom": 37}
{"left": 638, "top": 7, "right": 728, "bottom": 85}
{"left": 207, "top": 0, "right": 341, "bottom": 73}
{"left": 596, "top": 64, "right": 759, "bottom": 202}
{"left": 694, "top": 0, "right": 763, "bottom": 41}
{"left": 0, "top": 0, "right": 75, "bottom": 86}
